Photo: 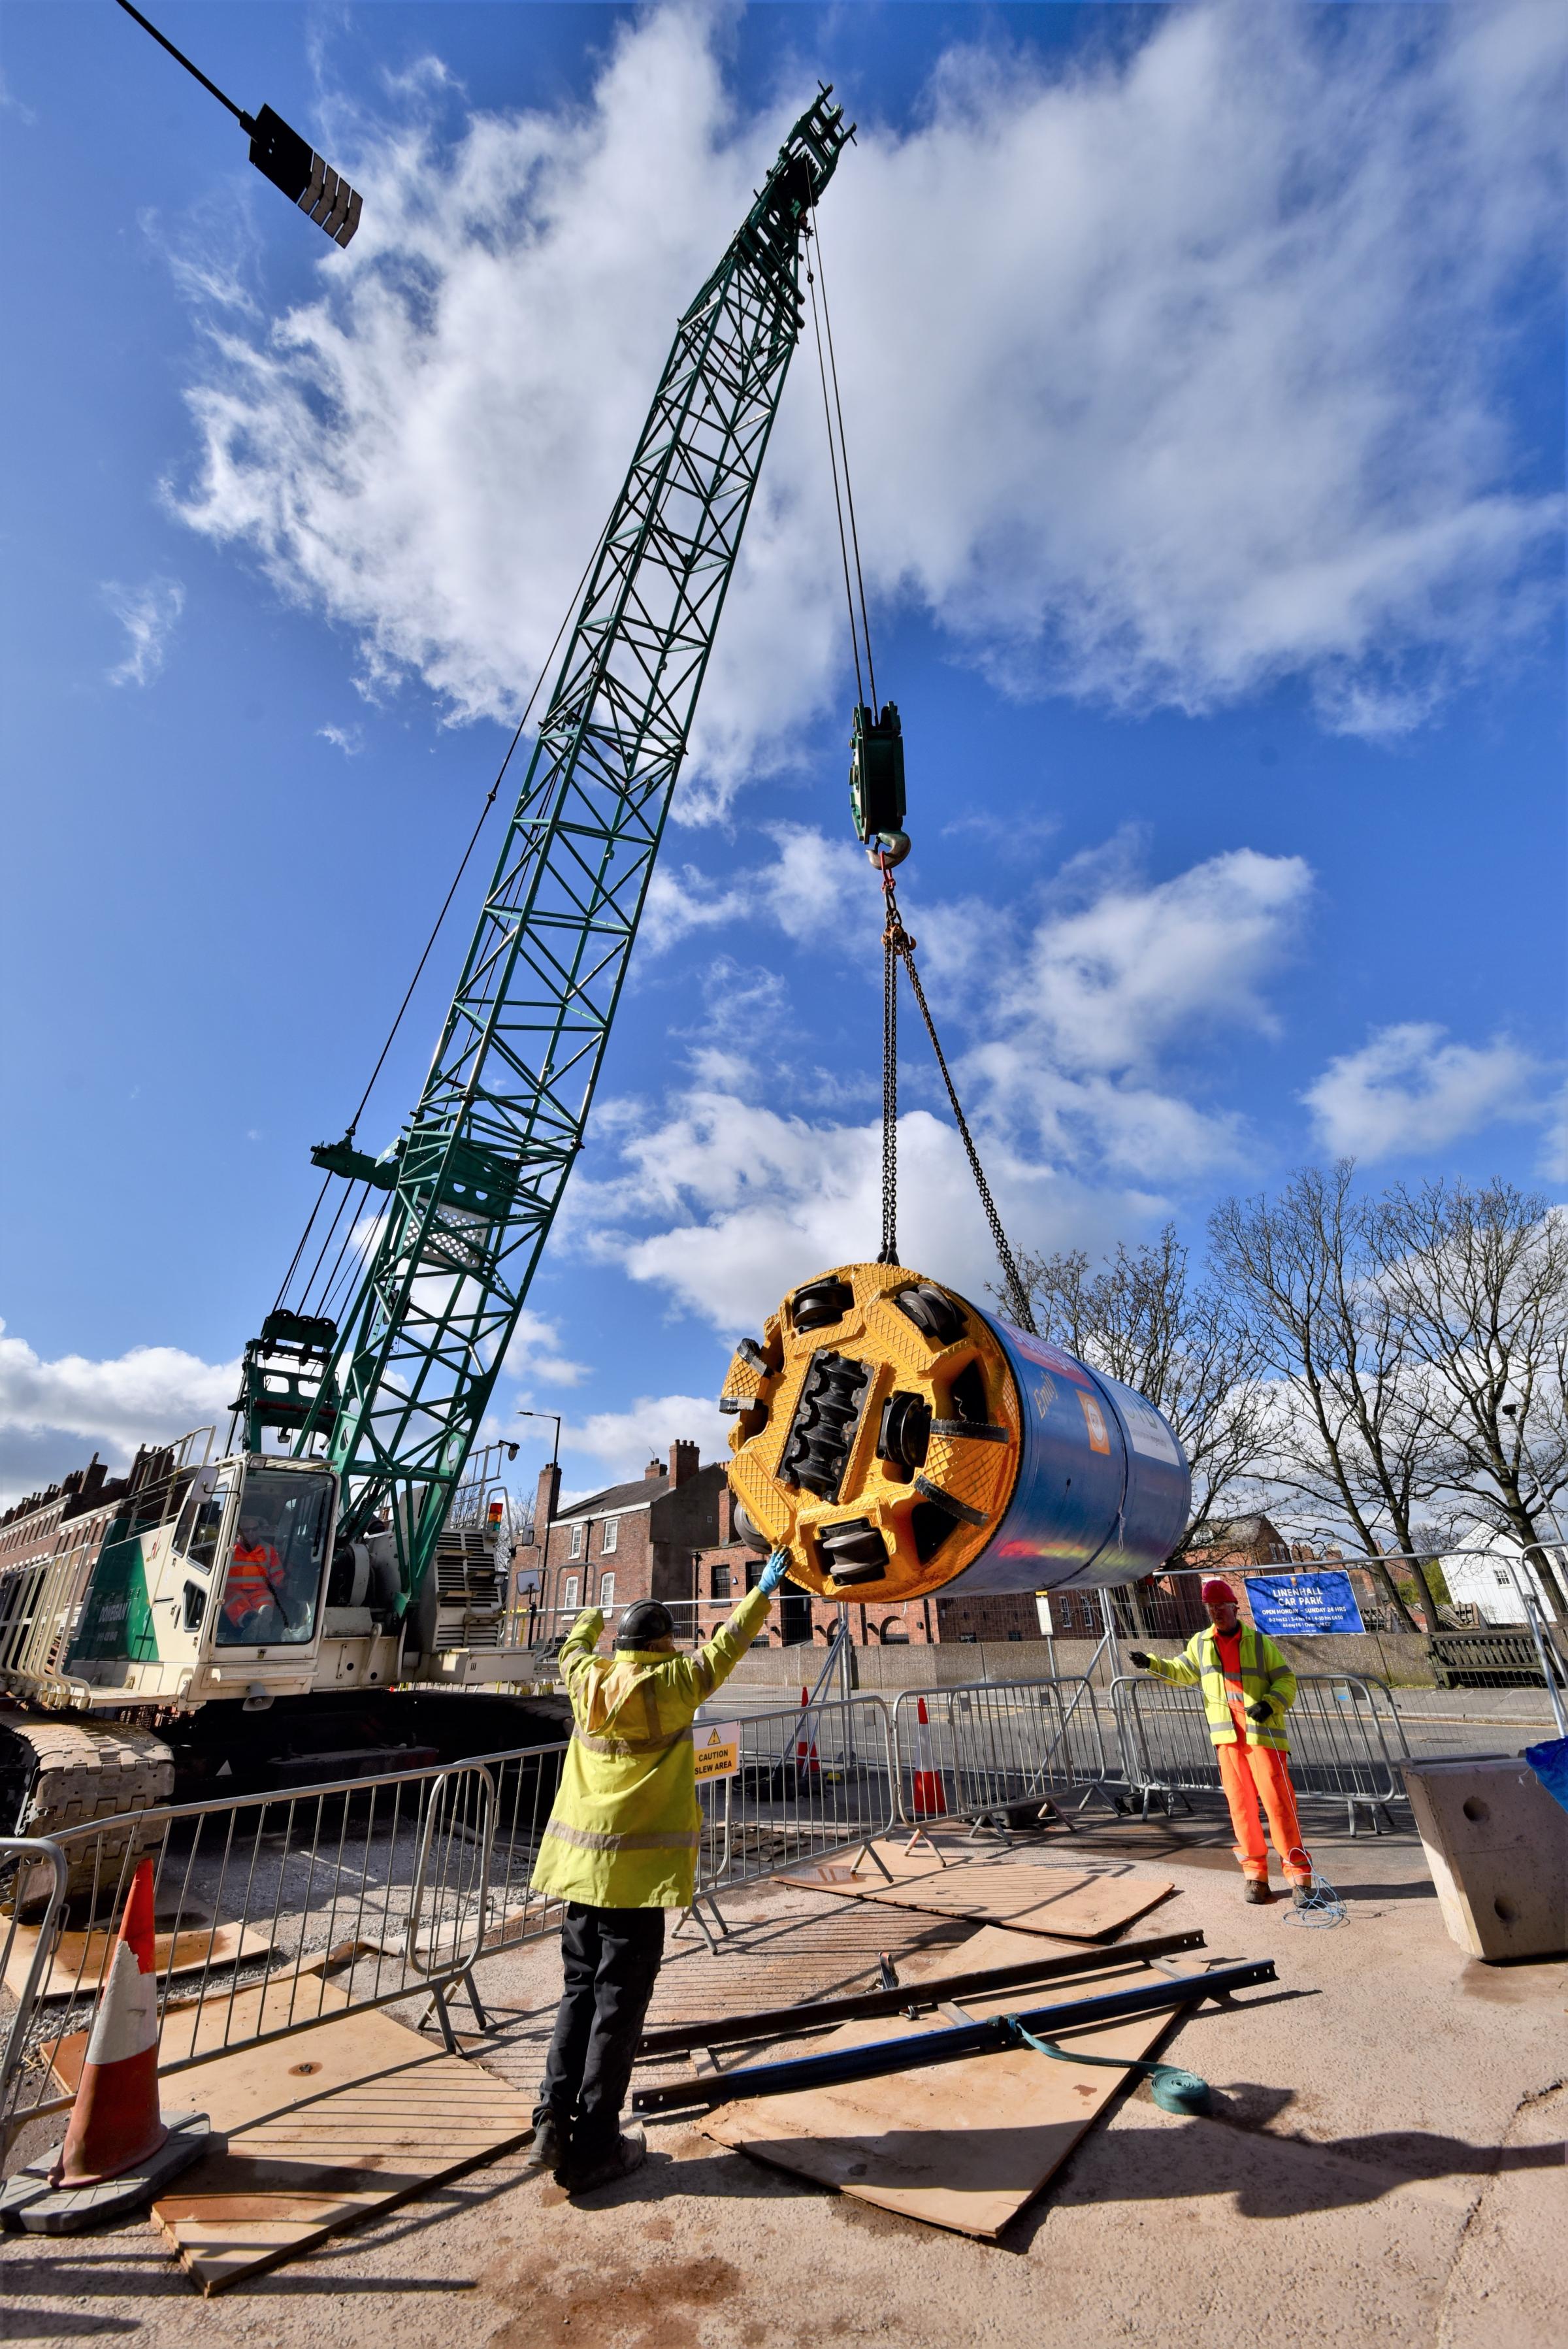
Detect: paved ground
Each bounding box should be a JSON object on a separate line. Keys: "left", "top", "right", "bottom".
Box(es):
{"left": 3, "top": 1807, "right": 1563, "bottom": 2346}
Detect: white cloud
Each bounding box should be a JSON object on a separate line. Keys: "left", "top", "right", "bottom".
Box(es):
{"left": 576, "top": 1088, "right": 1153, "bottom": 1336}
{"left": 640, "top": 825, "right": 873, "bottom": 955}
{"left": 1011, "top": 847, "right": 1312, "bottom": 1074}
{"left": 570, "top": 833, "right": 1311, "bottom": 1321}
{"left": 0, "top": 1319, "right": 237, "bottom": 1504}
{"left": 1303, "top": 1023, "right": 1545, "bottom": 1158}
{"left": 103, "top": 577, "right": 184, "bottom": 688}
{"left": 318, "top": 722, "right": 363, "bottom": 755}
{"left": 1541, "top": 1086, "right": 1568, "bottom": 1184}
{"left": 500, "top": 1306, "right": 587, "bottom": 1390}
{"left": 930, "top": 842, "right": 1309, "bottom": 1178}
{"left": 172, "top": 2, "right": 1563, "bottom": 780}
{"left": 563, "top": 1394, "right": 730, "bottom": 1486}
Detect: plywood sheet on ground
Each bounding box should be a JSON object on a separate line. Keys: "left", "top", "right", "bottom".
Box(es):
{"left": 702, "top": 1926, "right": 1188, "bottom": 2239}
{"left": 48, "top": 1980, "right": 534, "bottom": 2293}
{"left": 44, "top": 1977, "right": 353, "bottom": 2098}
{"left": 775, "top": 1842, "right": 1173, "bottom": 1941}
{"left": 6, "top": 1921, "right": 275, "bottom": 2003}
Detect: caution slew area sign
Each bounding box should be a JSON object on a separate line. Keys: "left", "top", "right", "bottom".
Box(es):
{"left": 693, "top": 1722, "right": 741, "bottom": 1782}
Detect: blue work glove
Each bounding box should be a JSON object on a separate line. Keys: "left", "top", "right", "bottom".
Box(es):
{"left": 757, "top": 1549, "right": 792, "bottom": 1596}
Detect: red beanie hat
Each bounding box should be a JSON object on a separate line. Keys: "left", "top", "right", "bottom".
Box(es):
{"left": 1201, "top": 1579, "right": 1237, "bottom": 1607}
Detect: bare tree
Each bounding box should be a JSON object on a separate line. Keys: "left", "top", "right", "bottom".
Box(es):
{"left": 1208, "top": 1166, "right": 1445, "bottom": 1631}
{"left": 1012, "top": 1224, "right": 1269, "bottom": 1556}
{"left": 1372, "top": 1179, "right": 1568, "bottom": 1620}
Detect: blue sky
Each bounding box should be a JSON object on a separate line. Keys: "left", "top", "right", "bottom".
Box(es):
{"left": 1, "top": 0, "right": 1563, "bottom": 1511}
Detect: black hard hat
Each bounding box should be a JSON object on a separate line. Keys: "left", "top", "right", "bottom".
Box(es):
{"left": 615, "top": 1600, "right": 676, "bottom": 1649}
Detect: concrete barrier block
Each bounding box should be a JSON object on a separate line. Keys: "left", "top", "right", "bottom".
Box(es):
{"left": 1400, "top": 1757, "right": 1568, "bottom": 1960}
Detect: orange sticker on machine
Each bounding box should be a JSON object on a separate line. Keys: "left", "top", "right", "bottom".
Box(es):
{"left": 1077, "top": 1391, "right": 1111, "bottom": 1454}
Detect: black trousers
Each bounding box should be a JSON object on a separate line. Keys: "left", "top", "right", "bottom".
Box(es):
{"left": 536, "top": 1901, "right": 665, "bottom": 2159}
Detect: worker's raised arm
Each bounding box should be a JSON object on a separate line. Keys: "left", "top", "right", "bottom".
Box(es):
{"left": 682, "top": 1547, "right": 792, "bottom": 1699}
{"left": 558, "top": 1607, "right": 606, "bottom": 1702}
{"left": 678, "top": 1583, "right": 772, "bottom": 1706}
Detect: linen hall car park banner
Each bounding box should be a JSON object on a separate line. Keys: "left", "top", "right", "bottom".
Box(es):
{"left": 1244, "top": 1573, "right": 1365, "bottom": 1638}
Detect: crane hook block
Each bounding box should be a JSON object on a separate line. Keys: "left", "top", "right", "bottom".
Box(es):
{"left": 719, "top": 1262, "right": 1190, "bottom": 1605}
{"left": 850, "top": 702, "right": 906, "bottom": 846}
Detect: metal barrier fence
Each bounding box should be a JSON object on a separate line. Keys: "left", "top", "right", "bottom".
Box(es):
{"left": 889, "top": 1678, "right": 1114, "bottom": 1830}
{"left": 2, "top": 1664, "right": 1464, "bottom": 2138}
{"left": 1109, "top": 1671, "right": 1411, "bottom": 1832}
{"left": 1, "top": 1698, "right": 899, "bottom": 2138}
{"left": 693, "top": 1696, "right": 898, "bottom": 1903}
{"left": 1, "top": 1743, "right": 572, "bottom": 2141}
{"left": 1, "top": 1839, "right": 69, "bottom": 2123}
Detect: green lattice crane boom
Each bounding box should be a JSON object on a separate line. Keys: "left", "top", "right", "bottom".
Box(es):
{"left": 288, "top": 88, "right": 853, "bottom": 1604}
{"left": 0, "top": 92, "right": 850, "bottom": 1845}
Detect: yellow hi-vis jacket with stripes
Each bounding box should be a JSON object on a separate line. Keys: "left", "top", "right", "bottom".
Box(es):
{"left": 1145, "top": 1624, "right": 1298, "bottom": 1752}
{"left": 531, "top": 1586, "right": 772, "bottom": 1910}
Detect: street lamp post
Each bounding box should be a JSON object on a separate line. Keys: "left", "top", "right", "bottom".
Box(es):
{"left": 518, "top": 1409, "right": 563, "bottom": 1644}
{"left": 1501, "top": 1402, "right": 1568, "bottom": 1618}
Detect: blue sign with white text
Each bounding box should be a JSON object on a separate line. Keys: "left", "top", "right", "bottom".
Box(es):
{"left": 1246, "top": 1571, "right": 1364, "bottom": 1637}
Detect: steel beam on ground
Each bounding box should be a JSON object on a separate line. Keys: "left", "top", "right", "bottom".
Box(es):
{"left": 634, "top": 1928, "right": 1209, "bottom": 2058}
{"left": 630, "top": 1958, "right": 1277, "bottom": 2112}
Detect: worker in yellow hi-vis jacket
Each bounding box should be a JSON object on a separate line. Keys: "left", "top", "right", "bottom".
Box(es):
{"left": 527, "top": 1551, "right": 790, "bottom": 2191}
{"left": 1130, "top": 1577, "right": 1315, "bottom": 1909}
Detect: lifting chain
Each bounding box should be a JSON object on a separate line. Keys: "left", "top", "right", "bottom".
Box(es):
{"left": 874, "top": 855, "right": 1037, "bottom": 1335}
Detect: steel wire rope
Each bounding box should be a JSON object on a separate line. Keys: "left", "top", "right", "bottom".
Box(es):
{"left": 317, "top": 1184, "right": 380, "bottom": 1326}
{"left": 804, "top": 223, "right": 1034, "bottom": 1326}
{"left": 302, "top": 1178, "right": 372, "bottom": 1321}
{"left": 879, "top": 880, "right": 899, "bottom": 1263}
{"left": 271, "top": 521, "right": 610, "bottom": 1317}
{"left": 809, "top": 203, "right": 877, "bottom": 712}
{"left": 875, "top": 872, "right": 1037, "bottom": 1333}
{"left": 806, "top": 252, "right": 865, "bottom": 711}
{"left": 805, "top": 206, "right": 903, "bottom": 1272}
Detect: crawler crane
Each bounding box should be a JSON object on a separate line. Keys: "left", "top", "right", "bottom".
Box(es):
{"left": 0, "top": 91, "right": 854, "bottom": 1856}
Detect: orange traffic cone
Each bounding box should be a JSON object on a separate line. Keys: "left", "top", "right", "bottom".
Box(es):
{"left": 0, "top": 1860, "right": 210, "bottom": 2235}
{"left": 54, "top": 1859, "right": 166, "bottom": 2186}
{"left": 794, "top": 1689, "right": 821, "bottom": 1779}
{"left": 910, "top": 1696, "right": 948, "bottom": 1818}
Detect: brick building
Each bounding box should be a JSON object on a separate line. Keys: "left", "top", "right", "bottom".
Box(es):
{"left": 509, "top": 1434, "right": 1216, "bottom": 1653}
{"left": 511, "top": 1441, "right": 742, "bottom": 1640}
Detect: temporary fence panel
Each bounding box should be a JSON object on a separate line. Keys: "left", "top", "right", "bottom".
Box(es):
{"left": 1109, "top": 1672, "right": 1410, "bottom": 1832}
{"left": 1, "top": 1837, "right": 69, "bottom": 2123}
{"left": 694, "top": 1695, "right": 898, "bottom": 1893}
{"left": 0, "top": 1741, "right": 571, "bottom": 2141}
{"left": 1, "top": 1698, "right": 904, "bottom": 2139}
{"left": 889, "top": 1679, "right": 1114, "bottom": 1829}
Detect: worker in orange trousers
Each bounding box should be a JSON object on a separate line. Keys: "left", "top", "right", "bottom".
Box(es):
{"left": 1131, "top": 1578, "right": 1315, "bottom": 1907}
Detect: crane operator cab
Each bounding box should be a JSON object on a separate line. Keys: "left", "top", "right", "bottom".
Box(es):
{"left": 214, "top": 1468, "right": 335, "bottom": 1647}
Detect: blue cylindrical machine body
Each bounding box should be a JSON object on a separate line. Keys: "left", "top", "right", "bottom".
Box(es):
{"left": 939, "top": 1313, "right": 1190, "bottom": 1595}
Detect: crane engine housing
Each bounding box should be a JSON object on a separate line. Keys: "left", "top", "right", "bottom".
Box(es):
{"left": 721, "top": 1262, "right": 1190, "bottom": 1603}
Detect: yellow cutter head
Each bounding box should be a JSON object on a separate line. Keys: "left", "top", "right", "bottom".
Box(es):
{"left": 721, "top": 1262, "right": 1022, "bottom": 1603}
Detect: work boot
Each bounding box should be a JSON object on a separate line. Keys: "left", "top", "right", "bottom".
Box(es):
{"left": 525, "top": 2112, "right": 569, "bottom": 2175}
{"left": 1290, "top": 1881, "right": 1315, "bottom": 1910}
{"left": 566, "top": 2124, "right": 647, "bottom": 2194}
{"left": 1242, "top": 1877, "right": 1273, "bottom": 1905}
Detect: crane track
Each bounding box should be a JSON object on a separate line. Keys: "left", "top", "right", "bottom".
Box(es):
{"left": 2, "top": 1717, "right": 174, "bottom": 1902}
